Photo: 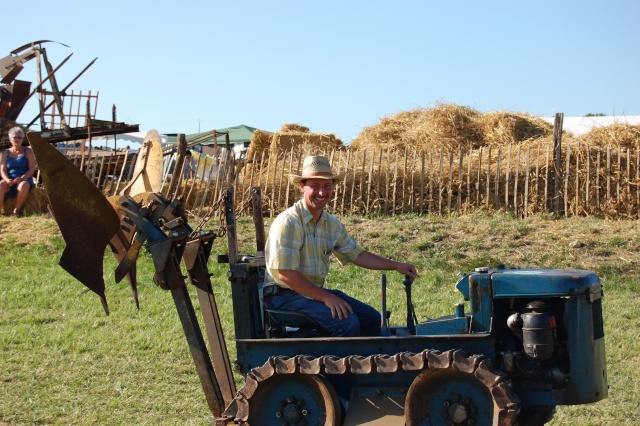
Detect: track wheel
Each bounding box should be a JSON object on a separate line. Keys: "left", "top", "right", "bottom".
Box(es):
{"left": 405, "top": 350, "right": 520, "bottom": 426}
{"left": 246, "top": 373, "right": 341, "bottom": 426}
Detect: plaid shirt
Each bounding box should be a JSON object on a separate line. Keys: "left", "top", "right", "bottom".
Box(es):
{"left": 264, "top": 199, "right": 364, "bottom": 288}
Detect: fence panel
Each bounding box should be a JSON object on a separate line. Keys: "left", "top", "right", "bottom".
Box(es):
{"left": 49, "top": 142, "right": 640, "bottom": 219}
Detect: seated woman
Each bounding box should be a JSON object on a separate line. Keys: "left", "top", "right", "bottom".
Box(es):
{"left": 1, "top": 127, "right": 36, "bottom": 216}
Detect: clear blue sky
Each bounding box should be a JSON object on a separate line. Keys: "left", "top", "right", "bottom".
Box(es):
{"left": 6, "top": 0, "right": 639, "bottom": 143}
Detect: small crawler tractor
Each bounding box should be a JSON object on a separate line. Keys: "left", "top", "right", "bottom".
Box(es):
{"left": 27, "top": 131, "right": 607, "bottom": 425}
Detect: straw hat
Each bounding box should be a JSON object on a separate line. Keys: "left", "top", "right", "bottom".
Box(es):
{"left": 290, "top": 155, "right": 344, "bottom": 184}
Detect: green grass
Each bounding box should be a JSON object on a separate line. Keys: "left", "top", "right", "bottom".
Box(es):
{"left": 1, "top": 212, "right": 639, "bottom": 425}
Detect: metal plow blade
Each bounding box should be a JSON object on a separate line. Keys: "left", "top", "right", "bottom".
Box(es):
{"left": 27, "top": 131, "right": 120, "bottom": 314}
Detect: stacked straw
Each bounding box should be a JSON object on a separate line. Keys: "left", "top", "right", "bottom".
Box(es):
{"left": 351, "top": 102, "right": 559, "bottom": 151}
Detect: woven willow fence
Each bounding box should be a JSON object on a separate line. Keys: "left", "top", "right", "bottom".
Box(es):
{"left": 58, "top": 143, "right": 640, "bottom": 219}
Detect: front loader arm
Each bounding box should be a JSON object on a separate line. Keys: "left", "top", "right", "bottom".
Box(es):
{"left": 29, "top": 131, "right": 235, "bottom": 419}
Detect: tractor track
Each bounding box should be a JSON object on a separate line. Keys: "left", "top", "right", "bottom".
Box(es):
{"left": 222, "top": 348, "right": 521, "bottom": 425}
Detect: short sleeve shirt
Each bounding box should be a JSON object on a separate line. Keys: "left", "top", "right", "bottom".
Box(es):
{"left": 264, "top": 199, "right": 364, "bottom": 288}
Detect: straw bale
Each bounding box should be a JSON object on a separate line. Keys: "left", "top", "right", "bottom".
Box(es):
{"left": 247, "top": 124, "right": 344, "bottom": 161}
{"left": 280, "top": 123, "right": 310, "bottom": 133}
{"left": 246, "top": 129, "right": 273, "bottom": 160}
{"left": 351, "top": 109, "right": 423, "bottom": 151}
{"left": 350, "top": 103, "right": 570, "bottom": 153}
{"left": 478, "top": 111, "right": 554, "bottom": 146}
{"left": 1, "top": 187, "right": 50, "bottom": 215}
{"left": 270, "top": 132, "right": 343, "bottom": 154}
{"left": 351, "top": 103, "right": 484, "bottom": 151}
{"left": 568, "top": 124, "right": 640, "bottom": 149}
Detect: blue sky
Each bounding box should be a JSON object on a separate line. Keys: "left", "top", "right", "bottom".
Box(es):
{"left": 6, "top": 0, "right": 639, "bottom": 143}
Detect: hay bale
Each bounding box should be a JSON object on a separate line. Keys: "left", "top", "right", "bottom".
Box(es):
{"left": 280, "top": 123, "right": 310, "bottom": 133}
{"left": 422, "top": 103, "right": 483, "bottom": 148}
{"left": 351, "top": 103, "right": 568, "bottom": 152}
{"left": 269, "top": 123, "right": 344, "bottom": 155}
{"left": 351, "top": 109, "right": 423, "bottom": 151}
{"left": 1, "top": 187, "right": 49, "bottom": 215}
{"left": 245, "top": 129, "right": 274, "bottom": 161}
{"left": 246, "top": 124, "right": 344, "bottom": 161}
{"left": 351, "top": 103, "right": 484, "bottom": 151}
{"left": 243, "top": 126, "right": 345, "bottom": 197}
{"left": 568, "top": 124, "right": 640, "bottom": 149}
{"left": 270, "top": 132, "right": 343, "bottom": 154}
{"left": 478, "top": 111, "right": 555, "bottom": 146}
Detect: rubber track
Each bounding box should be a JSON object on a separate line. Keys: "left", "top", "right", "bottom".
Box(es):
{"left": 220, "top": 349, "right": 520, "bottom": 425}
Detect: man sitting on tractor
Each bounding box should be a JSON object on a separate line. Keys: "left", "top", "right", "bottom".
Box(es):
{"left": 263, "top": 155, "right": 417, "bottom": 337}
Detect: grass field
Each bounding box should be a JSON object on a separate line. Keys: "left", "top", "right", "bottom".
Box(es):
{"left": 1, "top": 212, "right": 639, "bottom": 425}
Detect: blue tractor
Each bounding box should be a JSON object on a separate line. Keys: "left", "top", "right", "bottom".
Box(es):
{"left": 27, "top": 132, "right": 608, "bottom": 426}
{"left": 219, "top": 188, "right": 607, "bottom": 426}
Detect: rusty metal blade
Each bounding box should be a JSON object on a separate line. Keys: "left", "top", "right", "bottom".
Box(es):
{"left": 109, "top": 229, "right": 139, "bottom": 309}
{"left": 27, "top": 132, "right": 119, "bottom": 312}
{"left": 120, "top": 130, "right": 164, "bottom": 196}
{"left": 10, "top": 40, "right": 69, "bottom": 56}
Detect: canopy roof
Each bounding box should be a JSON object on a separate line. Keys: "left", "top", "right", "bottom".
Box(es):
{"left": 165, "top": 124, "right": 268, "bottom": 146}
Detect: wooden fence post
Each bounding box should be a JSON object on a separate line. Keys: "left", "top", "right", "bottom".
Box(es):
{"left": 411, "top": 149, "right": 417, "bottom": 213}
{"left": 585, "top": 145, "right": 591, "bottom": 212}
{"left": 485, "top": 146, "right": 492, "bottom": 210}
{"left": 606, "top": 146, "right": 611, "bottom": 211}
{"left": 341, "top": 149, "right": 351, "bottom": 214}
{"left": 376, "top": 149, "right": 383, "bottom": 212}
{"left": 514, "top": 145, "right": 520, "bottom": 217}
{"left": 367, "top": 149, "right": 374, "bottom": 214}
{"left": 495, "top": 146, "right": 501, "bottom": 210}
{"left": 574, "top": 144, "right": 580, "bottom": 216}
{"left": 552, "top": 112, "right": 564, "bottom": 214}
{"left": 401, "top": 147, "right": 408, "bottom": 214}
{"left": 466, "top": 148, "right": 472, "bottom": 213}
{"left": 438, "top": 148, "right": 444, "bottom": 215}
{"left": 447, "top": 149, "right": 453, "bottom": 213}
{"left": 457, "top": 147, "right": 463, "bottom": 214}
{"left": 332, "top": 150, "right": 343, "bottom": 213}
{"left": 360, "top": 149, "right": 367, "bottom": 212}
{"left": 626, "top": 147, "right": 631, "bottom": 218}
{"left": 616, "top": 147, "right": 621, "bottom": 214}
{"left": 637, "top": 146, "right": 640, "bottom": 218}
{"left": 544, "top": 144, "right": 550, "bottom": 210}
{"left": 534, "top": 144, "right": 540, "bottom": 213}
{"left": 505, "top": 145, "right": 511, "bottom": 209}
{"left": 392, "top": 150, "right": 399, "bottom": 216}
{"left": 596, "top": 148, "right": 601, "bottom": 214}
{"left": 385, "top": 149, "right": 391, "bottom": 214}
{"left": 476, "top": 146, "right": 482, "bottom": 208}
{"left": 429, "top": 149, "right": 434, "bottom": 214}
{"left": 564, "top": 145, "right": 571, "bottom": 217}
{"left": 524, "top": 146, "right": 530, "bottom": 217}
{"left": 350, "top": 150, "right": 359, "bottom": 213}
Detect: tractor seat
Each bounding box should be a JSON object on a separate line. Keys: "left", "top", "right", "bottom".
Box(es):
{"left": 264, "top": 309, "right": 325, "bottom": 338}
{"left": 262, "top": 285, "right": 327, "bottom": 338}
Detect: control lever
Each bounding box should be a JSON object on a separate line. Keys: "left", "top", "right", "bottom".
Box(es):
{"left": 380, "top": 274, "right": 391, "bottom": 335}
{"left": 403, "top": 274, "right": 417, "bottom": 335}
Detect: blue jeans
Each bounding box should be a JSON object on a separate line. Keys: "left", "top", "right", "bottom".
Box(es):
{"left": 264, "top": 289, "right": 381, "bottom": 337}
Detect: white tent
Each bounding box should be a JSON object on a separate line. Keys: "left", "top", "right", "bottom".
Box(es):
{"left": 541, "top": 116, "right": 640, "bottom": 136}
{"left": 94, "top": 131, "right": 170, "bottom": 151}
